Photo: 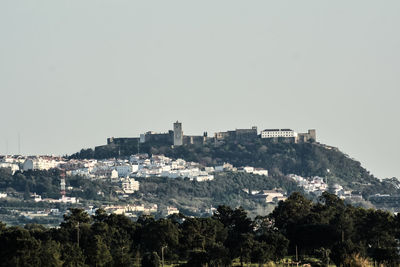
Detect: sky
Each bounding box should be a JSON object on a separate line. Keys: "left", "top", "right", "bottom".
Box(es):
{"left": 0, "top": 1, "right": 399, "bottom": 179}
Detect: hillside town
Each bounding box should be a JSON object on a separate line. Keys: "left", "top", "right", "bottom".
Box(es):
{"left": 0, "top": 149, "right": 397, "bottom": 225}
{"left": 0, "top": 153, "right": 270, "bottom": 224}
{"left": 0, "top": 122, "right": 397, "bottom": 225}
{"left": 0, "top": 152, "right": 372, "bottom": 213}
{"left": 0, "top": 153, "right": 265, "bottom": 182}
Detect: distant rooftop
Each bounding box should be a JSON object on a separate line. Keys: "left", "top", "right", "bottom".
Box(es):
{"left": 263, "top": 129, "right": 293, "bottom": 132}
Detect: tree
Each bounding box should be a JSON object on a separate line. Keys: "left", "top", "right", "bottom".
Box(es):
{"left": 61, "top": 243, "right": 87, "bottom": 267}
{"left": 330, "top": 240, "right": 356, "bottom": 267}
{"left": 205, "top": 243, "right": 231, "bottom": 267}
{"left": 142, "top": 252, "right": 160, "bottom": 267}
{"left": 269, "top": 192, "right": 312, "bottom": 255}
{"left": 60, "top": 208, "right": 91, "bottom": 246}
{"left": 185, "top": 251, "right": 207, "bottom": 267}
{"left": 23, "top": 182, "right": 31, "bottom": 200}
{"left": 39, "top": 240, "right": 63, "bottom": 267}
{"left": 213, "top": 206, "right": 254, "bottom": 264}
{"left": 139, "top": 218, "right": 179, "bottom": 260}
{"left": 236, "top": 233, "right": 254, "bottom": 266}
{"left": 270, "top": 192, "right": 312, "bottom": 231}
{"left": 62, "top": 209, "right": 91, "bottom": 227}
{"left": 251, "top": 241, "right": 273, "bottom": 266}
{"left": 0, "top": 221, "right": 6, "bottom": 234}
{"left": 86, "top": 235, "right": 112, "bottom": 267}
{"left": 213, "top": 206, "right": 253, "bottom": 234}
{"left": 256, "top": 230, "right": 289, "bottom": 261}
{"left": 0, "top": 226, "right": 41, "bottom": 267}
{"left": 180, "top": 217, "right": 227, "bottom": 254}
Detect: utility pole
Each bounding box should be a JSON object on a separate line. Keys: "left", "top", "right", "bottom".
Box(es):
{"left": 77, "top": 221, "right": 80, "bottom": 247}
{"left": 238, "top": 189, "right": 241, "bottom": 208}
{"left": 161, "top": 245, "right": 167, "bottom": 267}
{"left": 326, "top": 249, "right": 330, "bottom": 267}
{"left": 326, "top": 168, "right": 330, "bottom": 192}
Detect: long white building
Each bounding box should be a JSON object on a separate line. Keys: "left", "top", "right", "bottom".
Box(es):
{"left": 22, "top": 157, "right": 62, "bottom": 171}
{"left": 261, "top": 129, "right": 297, "bottom": 139}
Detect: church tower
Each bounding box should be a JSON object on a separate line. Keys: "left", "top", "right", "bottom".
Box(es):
{"left": 173, "top": 121, "right": 183, "bottom": 146}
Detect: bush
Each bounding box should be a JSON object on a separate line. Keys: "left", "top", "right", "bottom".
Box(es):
{"left": 343, "top": 253, "right": 372, "bottom": 267}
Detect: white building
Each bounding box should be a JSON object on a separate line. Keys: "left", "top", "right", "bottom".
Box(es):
{"left": 115, "top": 165, "right": 133, "bottom": 177}
{"left": 204, "top": 167, "right": 215, "bottom": 172}
{"left": 171, "top": 159, "right": 186, "bottom": 169}
{"left": 31, "top": 193, "right": 42, "bottom": 202}
{"left": 193, "top": 174, "right": 214, "bottom": 182}
{"left": 0, "top": 162, "right": 20, "bottom": 174}
{"left": 239, "top": 166, "right": 268, "bottom": 176}
{"left": 167, "top": 206, "right": 179, "bottom": 215}
{"left": 332, "top": 184, "right": 343, "bottom": 195}
{"left": 68, "top": 168, "right": 91, "bottom": 177}
{"left": 256, "top": 190, "right": 286, "bottom": 203}
{"left": 253, "top": 168, "right": 268, "bottom": 176}
{"left": 121, "top": 178, "right": 140, "bottom": 194}
{"left": 261, "top": 129, "right": 297, "bottom": 139}
{"left": 22, "top": 157, "right": 60, "bottom": 171}
{"left": 60, "top": 195, "right": 78, "bottom": 204}
{"left": 111, "top": 169, "right": 119, "bottom": 179}
{"left": 242, "top": 166, "right": 254, "bottom": 173}
{"left": 214, "top": 163, "right": 235, "bottom": 172}
{"left": 160, "top": 206, "right": 179, "bottom": 216}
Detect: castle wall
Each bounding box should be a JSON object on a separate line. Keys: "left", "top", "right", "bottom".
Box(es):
{"left": 183, "top": 135, "right": 205, "bottom": 145}
{"left": 107, "top": 137, "right": 139, "bottom": 145}
{"left": 99, "top": 123, "right": 315, "bottom": 156}
{"left": 145, "top": 131, "right": 173, "bottom": 144}
{"left": 296, "top": 129, "right": 316, "bottom": 143}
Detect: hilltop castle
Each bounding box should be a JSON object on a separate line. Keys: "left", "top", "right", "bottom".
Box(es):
{"left": 96, "top": 122, "right": 316, "bottom": 154}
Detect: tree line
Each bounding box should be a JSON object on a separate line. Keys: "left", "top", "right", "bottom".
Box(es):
{"left": 0, "top": 192, "right": 399, "bottom": 266}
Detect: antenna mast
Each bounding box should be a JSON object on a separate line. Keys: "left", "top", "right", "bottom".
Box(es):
{"left": 18, "top": 133, "right": 21, "bottom": 155}
{"left": 60, "top": 169, "right": 66, "bottom": 199}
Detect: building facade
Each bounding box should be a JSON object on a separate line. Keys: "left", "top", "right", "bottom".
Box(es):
{"left": 261, "top": 129, "right": 297, "bottom": 139}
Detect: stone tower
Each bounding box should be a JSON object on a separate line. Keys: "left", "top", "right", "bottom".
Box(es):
{"left": 308, "top": 129, "right": 316, "bottom": 142}
{"left": 173, "top": 121, "right": 183, "bottom": 146}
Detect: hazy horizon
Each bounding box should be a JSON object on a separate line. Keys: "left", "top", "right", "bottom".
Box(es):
{"left": 1, "top": 1, "right": 399, "bottom": 179}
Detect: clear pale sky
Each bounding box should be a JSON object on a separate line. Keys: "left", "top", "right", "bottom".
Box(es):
{"left": 1, "top": 1, "right": 399, "bottom": 179}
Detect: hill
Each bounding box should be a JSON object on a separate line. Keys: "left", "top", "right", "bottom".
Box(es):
{"left": 70, "top": 139, "right": 399, "bottom": 198}
{"left": 0, "top": 168, "right": 301, "bottom": 219}
{"left": 136, "top": 172, "right": 302, "bottom": 217}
